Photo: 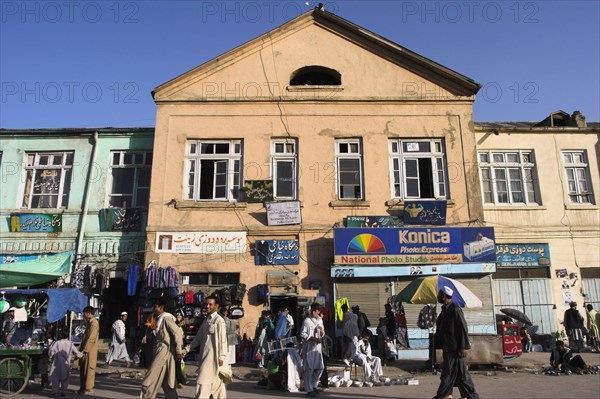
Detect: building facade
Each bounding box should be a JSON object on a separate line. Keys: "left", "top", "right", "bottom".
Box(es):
{"left": 0, "top": 128, "right": 154, "bottom": 334}
{"left": 147, "top": 8, "right": 495, "bottom": 345}
{"left": 475, "top": 113, "right": 600, "bottom": 339}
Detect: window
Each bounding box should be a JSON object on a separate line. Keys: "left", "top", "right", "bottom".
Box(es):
{"left": 478, "top": 150, "right": 540, "bottom": 205}
{"left": 180, "top": 273, "right": 240, "bottom": 286}
{"left": 21, "top": 152, "right": 73, "bottom": 209}
{"left": 271, "top": 139, "right": 297, "bottom": 200}
{"left": 108, "top": 151, "right": 152, "bottom": 208}
{"left": 388, "top": 139, "right": 447, "bottom": 199}
{"left": 290, "top": 66, "right": 341, "bottom": 86}
{"left": 185, "top": 140, "right": 242, "bottom": 201}
{"left": 563, "top": 151, "right": 594, "bottom": 204}
{"left": 335, "top": 139, "right": 363, "bottom": 200}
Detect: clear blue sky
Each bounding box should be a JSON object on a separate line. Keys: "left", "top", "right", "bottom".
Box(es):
{"left": 1, "top": 0, "right": 598, "bottom": 128}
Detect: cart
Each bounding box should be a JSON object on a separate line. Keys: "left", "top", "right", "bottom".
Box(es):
{"left": 0, "top": 347, "right": 44, "bottom": 397}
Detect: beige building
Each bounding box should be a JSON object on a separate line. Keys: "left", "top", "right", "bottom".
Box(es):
{"left": 475, "top": 111, "right": 600, "bottom": 341}
{"left": 147, "top": 8, "right": 498, "bottom": 345}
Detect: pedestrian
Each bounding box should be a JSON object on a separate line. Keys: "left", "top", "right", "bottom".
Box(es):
{"left": 49, "top": 327, "right": 83, "bottom": 397}
{"left": 274, "top": 307, "right": 293, "bottom": 340}
{"left": 78, "top": 305, "right": 99, "bottom": 395}
{"left": 222, "top": 308, "right": 239, "bottom": 365}
{"left": 433, "top": 286, "right": 479, "bottom": 399}
{"left": 254, "top": 310, "right": 274, "bottom": 368}
{"left": 140, "top": 299, "right": 184, "bottom": 399}
{"left": 584, "top": 303, "right": 600, "bottom": 351}
{"left": 175, "top": 313, "right": 187, "bottom": 388}
{"left": 106, "top": 312, "right": 132, "bottom": 367}
{"left": 340, "top": 303, "right": 359, "bottom": 365}
{"left": 185, "top": 295, "right": 229, "bottom": 399}
{"left": 352, "top": 331, "right": 383, "bottom": 382}
{"left": 138, "top": 313, "right": 157, "bottom": 372}
{"left": 300, "top": 302, "right": 324, "bottom": 397}
{"left": 520, "top": 326, "right": 532, "bottom": 353}
{"left": 384, "top": 303, "right": 397, "bottom": 341}
{"left": 563, "top": 301, "right": 585, "bottom": 352}
{"left": 351, "top": 305, "right": 371, "bottom": 335}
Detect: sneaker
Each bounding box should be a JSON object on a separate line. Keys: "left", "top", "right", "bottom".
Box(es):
{"left": 343, "top": 359, "right": 350, "bottom": 366}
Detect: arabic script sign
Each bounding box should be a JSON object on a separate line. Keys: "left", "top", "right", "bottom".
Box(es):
{"left": 403, "top": 201, "right": 447, "bottom": 225}
{"left": 243, "top": 180, "right": 274, "bottom": 203}
{"left": 99, "top": 208, "right": 142, "bottom": 232}
{"left": 496, "top": 244, "right": 551, "bottom": 267}
{"left": 266, "top": 201, "right": 301, "bottom": 226}
{"left": 155, "top": 232, "right": 247, "bottom": 254}
{"left": 254, "top": 240, "right": 300, "bottom": 265}
{"left": 346, "top": 216, "right": 403, "bottom": 228}
{"left": 10, "top": 213, "right": 62, "bottom": 232}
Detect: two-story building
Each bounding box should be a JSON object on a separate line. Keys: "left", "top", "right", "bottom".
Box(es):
{"left": 475, "top": 112, "right": 600, "bottom": 339}
{"left": 146, "top": 7, "right": 497, "bottom": 344}
{"left": 0, "top": 127, "right": 153, "bottom": 334}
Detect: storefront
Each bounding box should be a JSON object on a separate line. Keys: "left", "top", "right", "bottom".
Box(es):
{"left": 492, "top": 243, "right": 557, "bottom": 336}
{"left": 332, "top": 226, "right": 498, "bottom": 354}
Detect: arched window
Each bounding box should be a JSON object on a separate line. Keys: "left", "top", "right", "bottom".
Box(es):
{"left": 290, "top": 66, "right": 341, "bottom": 86}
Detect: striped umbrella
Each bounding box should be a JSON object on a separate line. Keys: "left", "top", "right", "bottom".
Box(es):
{"left": 396, "top": 275, "right": 483, "bottom": 308}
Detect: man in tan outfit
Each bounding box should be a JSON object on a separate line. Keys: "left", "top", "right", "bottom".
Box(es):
{"left": 78, "top": 306, "right": 99, "bottom": 395}
{"left": 140, "top": 299, "right": 184, "bottom": 399}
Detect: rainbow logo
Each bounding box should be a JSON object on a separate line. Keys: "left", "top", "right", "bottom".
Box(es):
{"left": 347, "top": 234, "right": 386, "bottom": 253}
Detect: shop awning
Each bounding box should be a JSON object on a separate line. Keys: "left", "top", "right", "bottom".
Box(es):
{"left": 1, "top": 288, "right": 87, "bottom": 323}
{"left": 0, "top": 252, "right": 73, "bottom": 288}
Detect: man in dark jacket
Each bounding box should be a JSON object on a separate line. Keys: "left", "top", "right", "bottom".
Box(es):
{"left": 563, "top": 302, "right": 585, "bottom": 352}
{"left": 352, "top": 305, "right": 371, "bottom": 335}
{"left": 432, "top": 286, "right": 479, "bottom": 399}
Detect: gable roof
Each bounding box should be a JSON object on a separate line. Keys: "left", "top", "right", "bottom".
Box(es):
{"left": 152, "top": 8, "right": 481, "bottom": 100}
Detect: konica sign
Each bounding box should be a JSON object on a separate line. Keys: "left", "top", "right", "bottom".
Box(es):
{"left": 333, "top": 227, "right": 496, "bottom": 265}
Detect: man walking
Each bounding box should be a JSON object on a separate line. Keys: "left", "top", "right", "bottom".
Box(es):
{"left": 564, "top": 302, "right": 585, "bottom": 352}
{"left": 141, "top": 299, "right": 184, "bottom": 399}
{"left": 186, "top": 295, "right": 228, "bottom": 399}
{"left": 106, "top": 312, "right": 132, "bottom": 367}
{"left": 301, "top": 302, "right": 324, "bottom": 397}
{"left": 78, "top": 306, "right": 99, "bottom": 395}
{"left": 433, "top": 286, "right": 479, "bottom": 399}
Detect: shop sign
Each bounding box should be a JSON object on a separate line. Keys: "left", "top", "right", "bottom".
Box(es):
{"left": 496, "top": 244, "right": 551, "bottom": 267}
{"left": 99, "top": 208, "right": 142, "bottom": 232}
{"left": 155, "top": 231, "right": 246, "bottom": 254}
{"left": 10, "top": 213, "right": 62, "bottom": 232}
{"left": 403, "top": 200, "right": 447, "bottom": 225}
{"left": 255, "top": 239, "right": 300, "bottom": 265}
{"left": 346, "top": 216, "right": 403, "bottom": 228}
{"left": 333, "top": 227, "right": 496, "bottom": 265}
{"left": 266, "top": 201, "right": 301, "bottom": 225}
{"left": 243, "top": 180, "right": 273, "bottom": 203}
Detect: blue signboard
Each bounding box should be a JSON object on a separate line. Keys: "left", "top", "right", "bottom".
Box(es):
{"left": 403, "top": 201, "right": 447, "bottom": 225}
{"left": 255, "top": 240, "right": 300, "bottom": 265}
{"left": 496, "top": 244, "right": 551, "bottom": 267}
{"left": 334, "top": 227, "right": 496, "bottom": 265}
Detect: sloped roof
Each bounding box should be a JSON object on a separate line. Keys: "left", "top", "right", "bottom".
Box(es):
{"left": 152, "top": 8, "right": 481, "bottom": 99}
{"left": 475, "top": 122, "right": 600, "bottom": 131}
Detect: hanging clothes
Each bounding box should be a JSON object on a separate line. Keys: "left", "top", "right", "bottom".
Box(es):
{"left": 335, "top": 298, "right": 350, "bottom": 322}
{"left": 127, "top": 264, "right": 139, "bottom": 296}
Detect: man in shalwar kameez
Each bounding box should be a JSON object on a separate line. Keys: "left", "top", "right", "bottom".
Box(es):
{"left": 140, "top": 299, "right": 184, "bottom": 399}
{"left": 186, "top": 296, "right": 228, "bottom": 399}
{"left": 352, "top": 331, "right": 383, "bottom": 382}
{"left": 300, "top": 302, "right": 324, "bottom": 397}
{"left": 106, "top": 312, "right": 132, "bottom": 367}
{"left": 78, "top": 306, "right": 99, "bottom": 395}
{"left": 49, "top": 328, "right": 83, "bottom": 396}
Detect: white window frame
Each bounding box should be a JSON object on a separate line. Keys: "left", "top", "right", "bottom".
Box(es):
{"left": 478, "top": 150, "right": 540, "bottom": 206}
{"left": 107, "top": 151, "right": 153, "bottom": 208}
{"left": 20, "top": 151, "right": 74, "bottom": 209}
{"left": 562, "top": 150, "right": 595, "bottom": 204}
{"left": 388, "top": 139, "right": 447, "bottom": 200}
{"left": 271, "top": 139, "right": 297, "bottom": 200}
{"left": 185, "top": 140, "right": 242, "bottom": 201}
{"left": 335, "top": 139, "right": 364, "bottom": 200}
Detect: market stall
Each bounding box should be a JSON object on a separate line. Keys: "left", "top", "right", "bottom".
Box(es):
{"left": 0, "top": 288, "right": 88, "bottom": 397}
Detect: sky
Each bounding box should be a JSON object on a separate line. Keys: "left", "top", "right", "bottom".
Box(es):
{"left": 1, "top": 0, "right": 599, "bottom": 128}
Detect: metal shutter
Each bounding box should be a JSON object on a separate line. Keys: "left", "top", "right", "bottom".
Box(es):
{"left": 335, "top": 279, "right": 391, "bottom": 324}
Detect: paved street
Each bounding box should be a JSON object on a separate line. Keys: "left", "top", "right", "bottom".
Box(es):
{"left": 11, "top": 352, "right": 600, "bottom": 399}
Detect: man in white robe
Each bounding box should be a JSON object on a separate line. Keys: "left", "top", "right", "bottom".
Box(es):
{"left": 300, "top": 302, "right": 324, "bottom": 397}
{"left": 286, "top": 345, "right": 302, "bottom": 393}
{"left": 140, "top": 300, "right": 184, "bottom": 399}
{"left": 352, "top": 331, "right": 383, "bottom": 382}
{"left": 106, "top": 312, "right": 131, "bottom": 367}
{"left": 186, "top": 295, "right": 229, "bottom": 399}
